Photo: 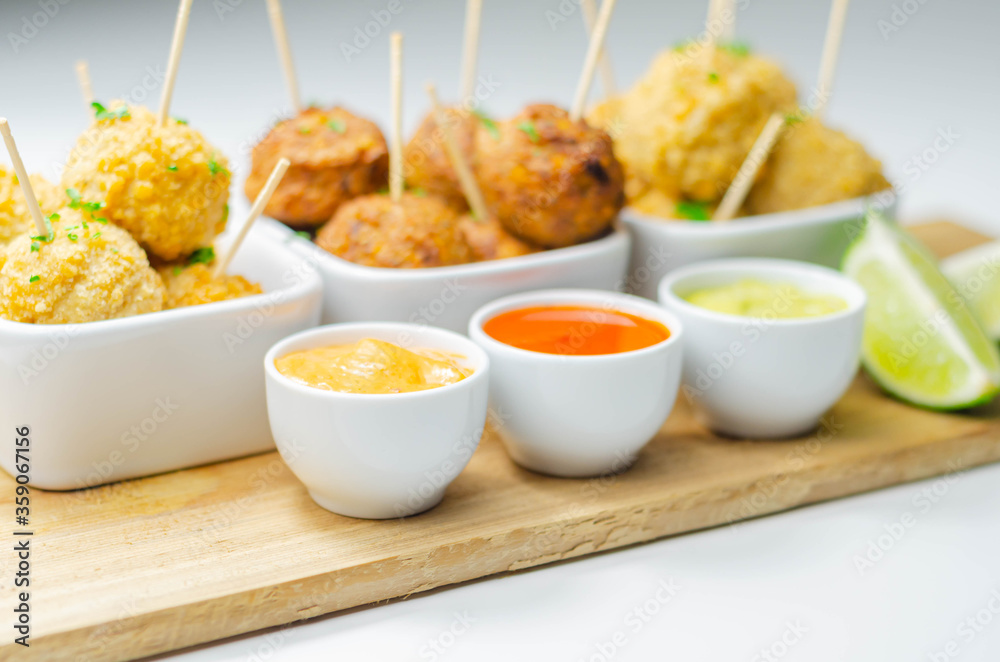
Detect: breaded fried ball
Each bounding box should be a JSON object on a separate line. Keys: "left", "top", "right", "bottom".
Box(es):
{"left": 245, "top": 107, "right": 388, "bottom": 228}
{"left": 61, "top": 102, "right": 231, "bottom": 262}
{"left": 459, "top": 214, "right": 539, "bottom": 261}
{"left": 0, "top": 208, "right": 165, "bottom": 324}
{"left": 0, "top": 168, "right": 64, "bottom": 244}
{"left": 745, "top": 118, "right": 892, "bottom": 215}
{"left": 403, "top": 107, "right": 479, "bottom": 211}
{"left": 590, "top": 45, "right": 797, "bottom": 205}
{"left": 158, "top": 262, "right": 262, "bottom": 308}
{"left": 315, "top": 192, "right": 473, "bottom": 268}
{"left": 475, "top": 104, "right": 625, "bottom": 248}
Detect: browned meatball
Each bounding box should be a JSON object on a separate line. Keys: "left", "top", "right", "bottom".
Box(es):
{"left": 458, "top": 214, "right": 539, "bottom": 261}
{"left": 475, "top": 104, "right": 625, "bottom": 248}
{"left": 403, "top": 107, "right": 480, "bottom": 211}
{"left": 315, "top": 192, "right": 473, "bottom": 268}
{"left": 245, "top": 107, "right": 388, "bottom": 228}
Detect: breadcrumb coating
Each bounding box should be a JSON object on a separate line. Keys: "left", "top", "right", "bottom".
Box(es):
{"left": 0, "top": 207, "right": 165, "bottom": 324}
{"left": 590, "top": 47, "right": 796, "bottom": 205}
{"left": 745, "top": 118, "right": 892, "bottom": 215}
{"left": 61, "top": 102, "right": 231, "bottom": 261}
{"left": 158, "top": 262, "right": 262, "bottom": 308}
{"left": 315, "top": 192, "right": 473, "bottom": 268}
{"left": 0, "top": 168, "right": 64, "bottom": 244}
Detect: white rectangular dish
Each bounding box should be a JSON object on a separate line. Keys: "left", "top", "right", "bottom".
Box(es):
{"left": 259, "top": 218, "right": 631, "bottom": 334}
{"left": 0, "top": 228, "right": 322, "bottom": 490}
{"left": 621, "top": 193, "right": 898, "bottom": 299}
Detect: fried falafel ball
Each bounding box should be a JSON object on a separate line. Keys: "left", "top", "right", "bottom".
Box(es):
{"left": 475, "top": 104, "right": 625, "bottom": 248}
{"left": 458, "top": 214, "right": 539, "bottom": 261}
{"left": 245, "top": 107, "right": 388, "bottom": 228}
{"left": 315, "top": 192, "right": 473, "bottom": 268}
{"left": 0, "top": 168, "right": 64, "bottom": 244}
{"left": 61, "top": 102, "right": 231, "bottom": 262}
{"left": 589, "top": 45, "right": 797, "bottom": 206}
{"left": 745, "top": 118, "right": 892, "bottom": 215}
{"left": 158, "top": 261, "right": 262, "bottom": 308}
{"left": 0, "top": 208, "right": 165, "bottom": 323}
{"left": 403, "top": 107, "right": 479, "bottom": 211}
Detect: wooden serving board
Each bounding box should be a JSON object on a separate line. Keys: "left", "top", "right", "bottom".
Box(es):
{"left": 3, "top": 222, "right": 999, "bottom": 661}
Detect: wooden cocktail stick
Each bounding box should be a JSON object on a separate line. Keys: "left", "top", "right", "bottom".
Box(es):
{"left": 459, "top": 0, "right": 483, "bottom": 102}
{"left": 814, "top": 0, "right": 850, "bottom": 117}
{"left": 266, "top": 0, "right": 302, "bottom": 113}
{"left": 570, "top": 0, "right": 617, "bottom": 121}
{"left": 389, "top": 32, "right": 404, "bottom": 202}
{"left": 213, "top": 158, "right": 290, "bottom": 278}
{"left": 75, "top": 60, "right": 94, "bottom": 110}
{"left": 426, "top": 83, "right": 489, "bottom": 222}
{"left": 0, "top": 118, "right": 49, "bottom": 237}
{"left": 714, "top": 112, "right": 786, "bottom": 221}
{"left": 581, "top": 0, "right": 616, "bottom": 97}
{"left": 158, "top": 0, "right": 194, "bottom": 125}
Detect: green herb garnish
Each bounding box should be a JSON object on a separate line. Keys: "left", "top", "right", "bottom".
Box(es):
{"left": 410, "top": 187, "right": 427, "bottom": 197}
{"left": 30, "top": 242, "right": 40, "bottom": 252}
{"left": 326, "top": 119, "right": 346, "bottom": 133}
{"left": 29, "top": 275, "right": 40, "bottom": 283}
{"left": 222, "top": 203, "right": 229, "bottom": 223}
{"left": 66, "top": 188, "right": 103, "bottom": 213}
{"left": 784, "top": 112, "right": 805, "bottom": 126}
{"left": 187, "top": 246, "right": 216, "bottom": 266}
{"left": 167, "top": 164, "right": 178, "bottom": 171}
{"left": 92, "top": 232, "right": 101, "bottom": 239}
{"left": 517, "top": 120, "right": 540, "bottom": 143}
{"left": 708, "top": 71, "right": 719, "bottom": 83}
{"left": 675, "top": 200, "right": 712, "bottom": 221}
{"left": 172, "top": 266, "right": 183, "bottom": 276}
{"left": 67, "top": 233, "right": 78, "bottom": 241}
{"left": 91, "top": 101, "right": 130, "bottom": 121}
{"left": 718, "top": 41, "right": 751, "bottom": 57}
{"left": 473, "top": 109, "right": 500, "bottom": 140}
{"left": 174, "top": 117, "right": 189, "bottom": 125}
{"left": 208, "top": 156, "right": 228, "bottom": 177}
{"left": 294, "top": 230, "right": 311, "bottom": 240}
{"left": 297, "top": 126, "right": 311, "bottom": 135}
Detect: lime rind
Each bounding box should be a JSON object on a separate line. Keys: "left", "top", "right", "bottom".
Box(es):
{"left": 941, "top": 241, "right": 1000, "bottom": 342}
{"left": 842, "top": 212, "right": 1000, "bottom": 410}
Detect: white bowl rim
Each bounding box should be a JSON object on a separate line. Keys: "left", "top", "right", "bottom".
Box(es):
{"left": 0, "top": 234, "right": 322, "bottom": 337}
{"left": 468, "top": 288, "right": 684, "bottom": 364}
{"left": 621, "top": 191, "right": 896, "bottom": 237}
{"left": 264, "top": 321, "right": 490, "bottom": 401}
{"left": 658, "top": 257, "right": 868, "bottom": 328}
{"left": 263, "top": 218, "right": 630, "bottom": 282}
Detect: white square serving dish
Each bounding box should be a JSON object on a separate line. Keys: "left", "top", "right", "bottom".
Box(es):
{"left": 0, "top": 228, "right": 322, "bottom": 490}
{"left": 259, "top": 219, "right": 631, "bottom": 334}
{"left": 621, "top": 193, "right": 898, "bottom": 299}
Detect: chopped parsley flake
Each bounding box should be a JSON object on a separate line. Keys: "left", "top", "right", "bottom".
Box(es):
{"left": 785, "top": 112, "right": 805, "bottom": 126}
{"left": 708, "top": 71, "right": 719, "bottom": 83}
{"left": 92, "top": 232, "right": 101, "bottom": 239}
{"left": 294, "top": 230, "right": 311, "bottom": 240}
{"left": 675, "top": 200, "right": 712, "bottom": 221}
{"left": 30, "top": 242, "right": 40, "bottom": 252}
{"left": 473, "top": 110, "right": 500, "bottom": 140}
{"left": 91, "top": 101, "right": 130, "bottom": 121}
{"left": 66, "top": 188, "right": 104, "bottom": 213}
{"left": 222, "top": 203, "right": 229, "bottom": 223}
{"left": 326, "top": 119, "right": 346, "bottom": 133}
{"left": 167, "top": 164, "right": 178, "bottom": 171}
{"left": 517, "top": 121, "right": 540, "bottom": 143}
{"left": 718, "top": 41, "right": 751, "bottom": 57}
{"left": 298, "top": 126, "right": 312, "bottom": 134}
{"left": 29, "top": 275, "right": 40, "bottom": 283}
{"left": 410, "top": 187, "right": 427, "bottom": 197}
{"left": 67, "top": 233, "right": 78, "bottom": 241}
{"left": 208, "top": 156, "right": 228, "bottom": 177}
{"left": 172, "top": 266, "right": 183, "bottom": 276}
{"left": 187, "top": 246, "right": 216, "bottom": 266}
{"left": 174, "top": 117, "right": 189, "bottom": 125}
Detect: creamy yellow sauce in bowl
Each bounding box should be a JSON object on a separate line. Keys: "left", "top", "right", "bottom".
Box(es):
{"left": 684, "top": 279, "right": 848, "bottom": 319}
{"left": 274, "top": 338, "right": 471, "bottom": 394}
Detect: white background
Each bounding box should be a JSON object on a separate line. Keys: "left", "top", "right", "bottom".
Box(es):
{"left": 2, "top": 0, "right": 999, "bottom": 660}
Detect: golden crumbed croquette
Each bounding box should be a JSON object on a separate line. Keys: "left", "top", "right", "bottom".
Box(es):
{"left": 0, "top": 168, "right": 64, "bottom": 244}
{"left": 475, "top": 104, "right": 625, "bottom": 249}
{"left": 745, "top": 118, "right": 892, "bottom": 215}
{"left": 458, "top": 214, "right": 539, "bottom": 261}
{"left": 0, "top": 208, "right": 165, "bottom": 324}
{"left": 315, "top": 192, "right": 474, "bottom": 268}
{"left": 158, "top": 262, "right": 262, "bottom": 308}
{"left": 590, "top": 46, "right": 797, "bottom": 205}
{"left": 245, "top": 106, "right": 388, "bottom": 228}
{"left": 60, "top": 102, "right": 231, "bottom": 262}
{"left": 403, "top": 108, "right": 479, "bottom": 211}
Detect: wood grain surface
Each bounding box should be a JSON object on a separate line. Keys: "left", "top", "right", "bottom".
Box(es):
{"left": 1, "top": 222, "right": 997, "bottom": 661}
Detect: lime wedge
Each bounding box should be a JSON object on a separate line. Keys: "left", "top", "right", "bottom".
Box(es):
{"left": 842, "top": 211, "right": 1000, "bottom": 409}
{"left": 941, "top": 241, "right": 1000, "bottom": 342}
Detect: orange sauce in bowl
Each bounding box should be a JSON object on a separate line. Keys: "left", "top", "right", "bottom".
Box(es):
{"left": 482, "top": 305, "right": 670, "bottom": 356}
